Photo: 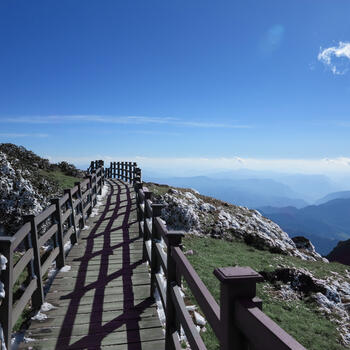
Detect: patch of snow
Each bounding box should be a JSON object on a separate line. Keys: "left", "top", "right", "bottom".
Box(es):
{"left": 194, "top": 311, "right": 206, "bottom": 326}
{"left": 154, "top": 289, "right": 166, "bottom": 331}
{"left": 23, "top": 336, "right": 36, "bottom": 343}
{"left": 186, "top": 305, "right": 197, "bottom": 312}
{"left": 64, "top": 241, "right": 72, "bottom": 253}
{"left": 0, "top": 282, "right": 5, "bottom": 299}
{"left": 40, "top": 302, "right": 56, "bottom": 312}
{"left": 0, "top": 323, "right": 6, "bottom": 350}
{"left": 0, "top": 255, "right": 7, "bottom": 271}
{"left": 31, "top": 311, "right": 47, "bottom": 321}
{"left": 60, "top": 265, "right": 71, "bottom": 272}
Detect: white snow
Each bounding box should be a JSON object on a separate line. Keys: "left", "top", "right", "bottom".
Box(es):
{"left": 60, "top": 265, "right": 71, "bottom": 272}
{"left": 194, "top": 311, "right": 206, "bottom": 326}
{"left": 0, "top": 255, "right": 7, "bottom": 271}
{"left": 186, "top": 305, "right": 197, "bottom": 312}
{"left": 0, "top": 282, "right": 5, "bottom": 299}
{"left": 64, "top": 241, "right": 72, "bottom": 253}
{"left": 40, "top": 302, "right": 56, "bottom": 312}
{"left": 31, "top": 311, "right": 47, "bottom": 321}
{"left": 154, "top": 289, "right": 166, "bottom": 331}
{"left": 0, "top": 323, "right": 6, "bottom": 350}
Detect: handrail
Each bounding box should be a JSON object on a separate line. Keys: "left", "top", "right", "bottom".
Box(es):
{"left": 0, "top": 160, "right": 107, "bottom": 349}
{"left": 0, "top": 160, "right": 307, "bottom": 350}
{"left": 134, "top": 175, "right": 307, "bottom": 350}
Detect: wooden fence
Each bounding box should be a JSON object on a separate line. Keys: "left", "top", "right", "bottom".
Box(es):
{"left": 0, "top": 164, "right": 106, "bottom": 349}
{"left": 130, "top": 175, "right": 307, "bottom": 349}
{"left": 0, "top": 160, "right": 307, "bottom": 350}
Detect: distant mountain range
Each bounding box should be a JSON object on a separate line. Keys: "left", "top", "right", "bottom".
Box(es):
{"left": 315, "top": 191, "right": 350, "bottom": 205}
{"left": 144, "top": 175, "right": 309, "bottom": 209}
{"left": 260, "top": 197, "right": 350, "bottom": 255}
{"left": 144, "top": 172, "right": 350, "bottom": 256}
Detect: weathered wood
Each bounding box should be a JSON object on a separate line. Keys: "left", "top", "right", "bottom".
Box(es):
{"left": 172, "top": 246, "right": 221, "bottom": 338}
{"left": 19, "top": 178, "right": 164, "bottom": 350}
{"left": 12, "top": 248, "right": 33, "bottom": 284}
{"left": 26, "top": 215, "right": 44, "bottom": 310}
{"left": 171, "top": 284, "right": 207, "bottom": 350}
{"left": 51, "top": 198, "right": 65, "bottom": 269}
{"left": 0, "top": 237, "right": 14, "bottom": 349}
{"left": 12, "top": 278, "right": 37, "bottom": 328}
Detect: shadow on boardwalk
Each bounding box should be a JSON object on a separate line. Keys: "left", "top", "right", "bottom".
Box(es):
{"left": 19, "top": 180, "right": 164, "bottom": 350}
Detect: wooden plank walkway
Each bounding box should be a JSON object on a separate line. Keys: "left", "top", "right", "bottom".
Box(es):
{"left": 19, "top": 179, "right": 165, "bottom": 350}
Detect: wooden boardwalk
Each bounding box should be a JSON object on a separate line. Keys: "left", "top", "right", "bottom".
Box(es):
{"left": 19, "top": 179, "right": 165, "bottom": 349}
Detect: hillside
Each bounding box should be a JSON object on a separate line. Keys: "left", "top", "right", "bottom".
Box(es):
{"left": 328, "top": 239, "right": 350, "bottom": 266}
{"left": 147, "top": 182, "right": 350, "bottom": 349}
{"left": 316, "top": 191, "right": 350, "bottom": 205}
{"left": 0, "top": 143, "right": 84, "bottom": 235}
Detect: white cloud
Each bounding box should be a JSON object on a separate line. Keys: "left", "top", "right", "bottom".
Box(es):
{"left": 46, "top": 154, "right": 350, "bottom": 175}
{"left": 0, "top": 115, "right": 251, "bottom": 129}
{"left": 318, "top": 41, "right": 350, "bottom": 75}
{"left": 0, "top": 133, "right": 48, "bottom": 138}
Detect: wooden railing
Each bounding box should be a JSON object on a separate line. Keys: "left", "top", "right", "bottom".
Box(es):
{"left": 0, "top": 160, "right": 307, "bottom": 350}
{"left": 133, "top": 178, "right": 307, "bottom": 350}
{"left": 104, "top": 161, "right": 139, "bottom": 183}
{"left": 0, "top": 164, "right": 105, "bottom": 349}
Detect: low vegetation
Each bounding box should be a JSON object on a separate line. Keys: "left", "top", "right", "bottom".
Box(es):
{"left": 183, "top": 235, "right": 346, "bottom": 350}
{"left": 39, "top": 169, "right": 82, "bottom": 191}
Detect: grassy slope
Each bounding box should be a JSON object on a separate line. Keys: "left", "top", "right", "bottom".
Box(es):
{"left": 39, "top": 169, "right": 81, "bottom": 190}
{"left": 183, "top": 235, "right": 346, "bottom": 350}
{"left": 146, "top": 182, "right": 347, "bottom": 349}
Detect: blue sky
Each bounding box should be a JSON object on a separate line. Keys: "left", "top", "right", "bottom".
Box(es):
{"left": 1, "top": 1, "right": 350, "bottom": 174}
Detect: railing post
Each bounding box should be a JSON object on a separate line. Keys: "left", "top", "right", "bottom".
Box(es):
{"left": 98, "top": 168, "right": 103, "bottom": 195}
{"left": 64, "top": 188, "right": 78, "bottom": 245}
{"left": 143, "top": 191, "right": 152, "bottom": 262}
{"left": 75, "top": 181, "right": 86, "bottom": 229}
{"left": 51, "top": 199, "right": 66, "bottom": 269}
{"left": 25, "top": 215, "right": 44, "bottom": 310}
{"left": 214, "top": 266, "right": 263, "bottom": 350}
{"left": 165, "top": 231, "right": 184, "bottom": 350}
{"left": 150, "top": 203, "right": 164, "bottom": 298}
{"left": 117, "top": 162, "right": 120, "bottom": 179}
{"left": 0, "top": 237, "right": 14, "bottom": 350}
{"left": 134, "top": 181, "right": 143, "bottom": 239}
{"left": 132, "top": 162, "right": 137, "bottom": 182}
{"left": 87, "top": 174, "right": 93, "bottom": 214}
{"left": 128, "top": 162, "right": 132, "bottom": 183}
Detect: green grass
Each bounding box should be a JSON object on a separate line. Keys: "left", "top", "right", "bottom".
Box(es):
{"left": 183, "top": 235, "right": 346, "bottom": 350}
{"left": 39, "top": 169, "right": 82, "bottom": 191}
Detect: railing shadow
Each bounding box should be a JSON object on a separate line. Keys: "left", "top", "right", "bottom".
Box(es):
{"left": 54, "top": 179, "right": 151, "bottom": 349}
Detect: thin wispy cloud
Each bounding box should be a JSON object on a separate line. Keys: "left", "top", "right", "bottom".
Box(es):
{"left": 0, "top": 133, "right": 48, "bottom": 138}
{"left": 0, "top": 115, "right": 252, "bottom": 129}
{"left": 318, "top": 41, "right": 350, "bottom": 75}
{"left": 47, "top": 155, "right": 350, "bottom": 175}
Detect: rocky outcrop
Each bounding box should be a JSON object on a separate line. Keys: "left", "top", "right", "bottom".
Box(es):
{"left": 151, "top": 184, "right": 324, "bottom": 261}
{"left": 0, "top": 144, "right": 82, "bottom": 235}
{"left": 261, "top": 267, "right": 350, "bottom": 345}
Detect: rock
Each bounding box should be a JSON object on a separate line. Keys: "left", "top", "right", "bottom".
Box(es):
{"left": 328, "top": 239, "right": 350, "bottom": 266}
{"left": 0, "top": 143, "right": 82, "bottom": 235}
{"left": 155, "top": 184, "right": 324, "bottom": 261}
{"left": 184, "top": 250, "right": 194, "bottom": 256}
{"left": 292, "top": 236, "right": 315, "bottom": 252}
